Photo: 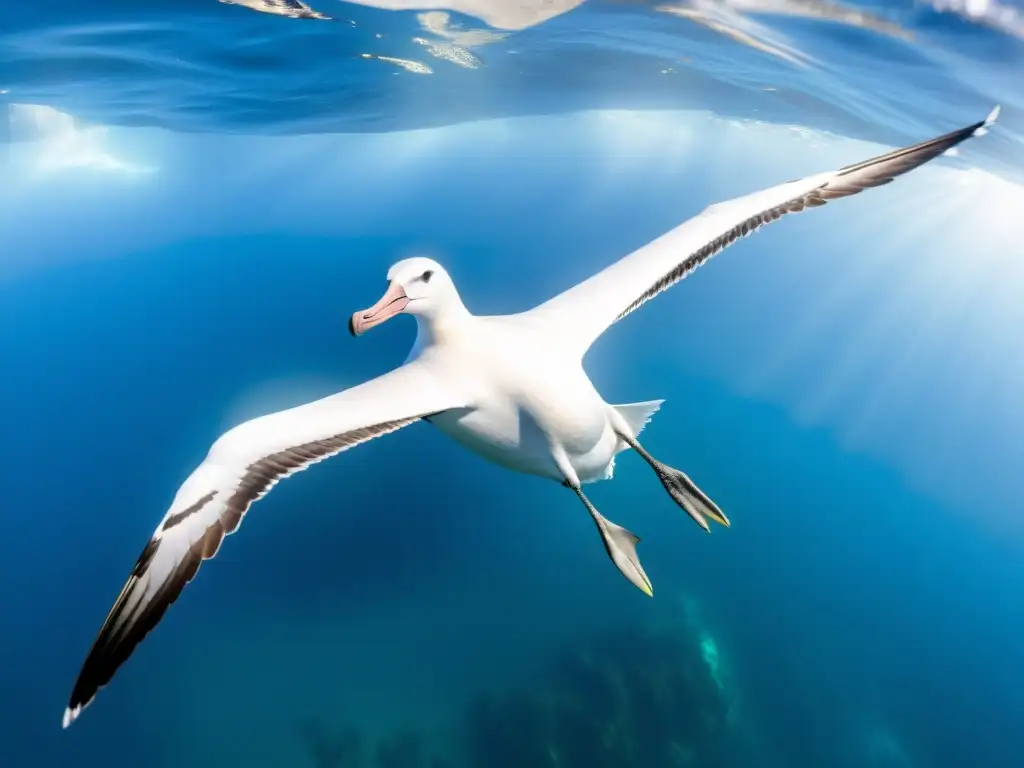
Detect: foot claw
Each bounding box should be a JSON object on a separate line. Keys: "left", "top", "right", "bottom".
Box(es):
{"left": 659, "top": 465, "right": 729, "bottom": 530}
{"left": 615, "top": 431, "right": 730, "bottom": 531}
{"left": 570, "top": 484, "right": 654, "bottom": 597}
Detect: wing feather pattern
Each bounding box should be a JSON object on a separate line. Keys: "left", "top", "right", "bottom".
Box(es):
{"left": 63, "top": 362, "right": 465, "bottom": 728}
{"left": 530, "top": 107, "right": 1000, "bottom": 356}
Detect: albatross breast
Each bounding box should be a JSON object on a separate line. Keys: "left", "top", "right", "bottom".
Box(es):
{"left": 423, "top": 317, "right": 616, "bottom": 481}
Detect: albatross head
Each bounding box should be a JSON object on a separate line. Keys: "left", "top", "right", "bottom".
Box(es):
{"left": 350, "top": 257, "right": 465, "bottom": 336}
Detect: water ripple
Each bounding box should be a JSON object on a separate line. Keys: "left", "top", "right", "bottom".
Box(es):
{"left": 1, "top": 0, "right": 1022, "bottom": 180}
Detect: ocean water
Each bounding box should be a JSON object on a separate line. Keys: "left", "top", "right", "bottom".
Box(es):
{"left": 2, "top": 1, "right": 1023, "bottom": 767}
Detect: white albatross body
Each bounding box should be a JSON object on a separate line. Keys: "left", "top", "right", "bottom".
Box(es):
{"left": 63, "top": 107, "right": 1000, "bottom": 728}
{"left": 412, "top": 315, "right": 642, "bottom": 484}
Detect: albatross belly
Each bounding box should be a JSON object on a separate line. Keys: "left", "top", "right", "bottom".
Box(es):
{"left": 425, "top": 336, "right": 619, "bottom": 484}
{"left": 429, "top": 401, "right": 620, "bottom": 483}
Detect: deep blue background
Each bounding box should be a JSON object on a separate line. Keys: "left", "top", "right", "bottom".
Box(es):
{"left": 2, "top": 2, "right": 1024, "bottom": 767}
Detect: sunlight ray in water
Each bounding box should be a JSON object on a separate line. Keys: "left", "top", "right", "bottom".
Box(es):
{"left": 733, "top": 154, "right": 1024, "bottom": 526}
{"left": 757, "top": 165, "right": 1024, "bottom": 426}
{"left": 588, "top": 109, "right": 697, "bottom": 181}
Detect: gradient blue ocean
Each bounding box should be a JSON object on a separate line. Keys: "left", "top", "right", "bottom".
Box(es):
{"left": 2, "top": 1, "right": 1023, "bottom": 767}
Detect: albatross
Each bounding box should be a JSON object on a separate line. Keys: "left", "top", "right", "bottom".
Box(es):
{"left": 63, "top": 107, "right": 999, "bottom": 728}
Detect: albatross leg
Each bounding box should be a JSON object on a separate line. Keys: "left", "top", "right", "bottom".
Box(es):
{"left": 551, "top": 445, "right": 653, "bottom": 597}
{"left": 568, "top": 481, "right": 654, "bottom": 597}
{"left": 616, "top": 431, "right": 730, "bottom": 532}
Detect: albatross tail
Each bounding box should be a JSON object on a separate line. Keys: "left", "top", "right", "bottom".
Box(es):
{"left": 611, "top": 400, "right": 664, "bottom": 450}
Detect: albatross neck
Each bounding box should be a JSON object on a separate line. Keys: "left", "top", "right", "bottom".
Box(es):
{"left": 413, "top": 294, "right": 473, "bottom": 347}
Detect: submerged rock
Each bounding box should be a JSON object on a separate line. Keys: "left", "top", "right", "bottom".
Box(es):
{"left": 462, "top": 606, "right": 741, "bottom": 768}
{"left": 300, "top": 719, "right": 364, "bottom": 768}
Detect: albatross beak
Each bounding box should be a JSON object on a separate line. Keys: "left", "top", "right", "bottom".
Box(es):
{"left": 350, "top": 281, "right": 410, "bottom": 336}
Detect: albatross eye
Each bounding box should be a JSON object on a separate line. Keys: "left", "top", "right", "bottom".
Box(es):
{"left": 422, "top": 270, "right": 434, "bottom": 283}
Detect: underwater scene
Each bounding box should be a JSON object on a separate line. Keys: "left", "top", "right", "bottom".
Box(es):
{"left": 2, "top": 1, "right": 1023, "bottom": 767}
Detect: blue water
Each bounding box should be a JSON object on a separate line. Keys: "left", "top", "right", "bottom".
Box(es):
{"left": 2, "top": 2, "right": 1024, "bottom": 767}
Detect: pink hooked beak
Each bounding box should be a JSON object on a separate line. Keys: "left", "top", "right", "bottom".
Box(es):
{"left": 349, "top": 281, "right": 410, "bottom": 336}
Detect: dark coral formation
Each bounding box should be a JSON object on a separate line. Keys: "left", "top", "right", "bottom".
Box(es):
{"left": 303, "top": 603, "right": 737, "bottom": 768}
{"left": 300, "top": 719, "right": 364, "bottom": 768}
{"left": 463, "top": 623, "right": 736, "bottom": 768}
{"left": 376, "top": 730, "right": 448, "bottom": 768}
{"left": 301, "top": 718, "right": 448, "bottom": 768}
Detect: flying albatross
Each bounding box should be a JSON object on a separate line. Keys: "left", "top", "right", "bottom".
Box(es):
{"left": 63, "top": 107, "right": 999, "bottom": 728}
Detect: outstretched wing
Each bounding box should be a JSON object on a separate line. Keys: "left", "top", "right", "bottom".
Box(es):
{"left": 528, "top": 107, "right": 1000, "bottom": 357}
{"left": 63, "top": 361, "right": 466, "bottom": 728}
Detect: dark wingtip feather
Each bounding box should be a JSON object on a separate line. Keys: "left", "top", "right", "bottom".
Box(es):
{"left": 837, "top": 106, "right": 999, "bottom": 180}
{"left": 614, "top": 107, "right": 1000, "bottom": 324}
{"left": 63, "top": 528, "right": 216, "bottom": 730}
{"left": 62, "top": 415, "right": 423, "bottom": 729}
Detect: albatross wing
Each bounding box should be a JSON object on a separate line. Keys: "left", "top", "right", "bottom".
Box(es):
{"left": 530, "top": 107, "right": 1000, "bottom": 357}
{"left": 63, "top": 361, "right": 466, "bottom": 728}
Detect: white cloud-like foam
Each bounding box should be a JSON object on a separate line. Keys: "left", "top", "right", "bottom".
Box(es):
{"left": 929, "top": 0, "right": 1024, "bottom": 40}
{"left": 7, "top": 103, "right": 157, "bottom": 176}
